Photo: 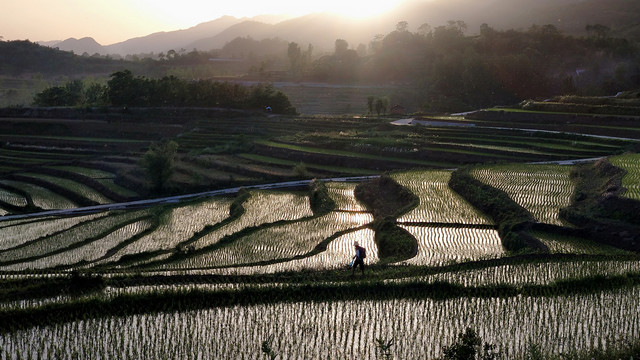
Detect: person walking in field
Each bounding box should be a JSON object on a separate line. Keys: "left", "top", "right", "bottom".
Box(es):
{"left": 351, "top": 241, "right": 366, "bottom": 275}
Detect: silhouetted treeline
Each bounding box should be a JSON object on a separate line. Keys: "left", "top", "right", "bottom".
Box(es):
{"left": 301, "top": 22, "right": 639, "bottom": 111}
{"left": 33, "top": 70, "right": 297, "bottom": 114}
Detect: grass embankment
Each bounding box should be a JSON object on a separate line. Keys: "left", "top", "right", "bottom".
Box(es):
{"left": 354, "top": 174, "right": 419, "bottom": 262}
{"left": 448, "top": 167, "right": 548, "bottom": 253}
{"left": 560, "top": 158, "right": 640, "bottom": 252}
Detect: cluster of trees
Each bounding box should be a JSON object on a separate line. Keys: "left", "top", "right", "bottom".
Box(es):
{"left": 367, "top": 95, "right": 390, "bottom": 115}
{"left": 279, "top": 21, "right": 638, "bottom": 111}
{"left": 33, "top": 70, "right": 297, "bottom": 114}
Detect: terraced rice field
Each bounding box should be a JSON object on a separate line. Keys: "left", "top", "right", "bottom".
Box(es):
{"left": 531, "top": 230, "right": 632, "bottom": 255}
{"left": 98, "top": 197, "right": 235, "bottom": 265}
{"left": 399, "top": 225, "right": 504, "bottom": 266}
{"left": 326, "top": 182, "right": 368, "bottom": 212}
{"left": 202, "top": 228, "right": 378, "bottom": 275}
{"left": 0, "top": 188, "right": 27, "bottom": 207}
{"left": 22, "top": 173, "right": 112, "bottom": 204}
{"left": 0, "top": 213, "right": 106, "bottom": 251}
{"left": 167, "top": 211, "right": 373, "bottom": 269}
{"left": 0, "top": 155, "right": 639, "bottom": 358}
{"left": 393, "top": 170, "right": 493, "bottom": 224}
{"left": 0, "top": 180, "right": 77, "bottom": 210}
{"left": 2, "top": 219, "right": 154, "bottom": 271}
{"left": 0, "top": 209, "right": 151, "bottom": 270}
{"left": 471, "top": 164, "right": 574, "bottom": 225}
{"left": 610, "top": 153, "right": 640, "bottom": 200}
{"left": 2, "top": 286, "right": 638, "bottom": 359}
{"left": 410, "top": 259, "right": 640, "bottom": 287}
{"left": 189, "top": 190, "right": 314, "bottom": 250}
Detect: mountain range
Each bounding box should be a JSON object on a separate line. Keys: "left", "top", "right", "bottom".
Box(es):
{"left": 45, "top": 0, "right": 640, "bottom": 56}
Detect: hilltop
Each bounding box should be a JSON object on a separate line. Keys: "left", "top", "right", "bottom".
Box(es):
{"left": 44, "top": 0, "right": 640, "bottom": 56}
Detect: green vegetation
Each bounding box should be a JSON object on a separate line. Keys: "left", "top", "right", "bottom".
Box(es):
{"left": 441, "top": 327, "right": 499, "bottom": 360}
{"left": 610, "top": 153, "right": 640, "bottom": 200}
{"left": 33, "top": 70, "right": 297, "bottom": 114}
{"left": 140, "top": 140, "right": 178, "bottom": 193}
{"left": 470, "top": 164, "right": 574, "bottom": 226}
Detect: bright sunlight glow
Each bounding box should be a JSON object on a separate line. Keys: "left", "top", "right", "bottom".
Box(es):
{"left": 2, "top": 0, "right": 407, "bottom": 44}
{"left": 136, "top": 0, "right": 406, "bottom": 25}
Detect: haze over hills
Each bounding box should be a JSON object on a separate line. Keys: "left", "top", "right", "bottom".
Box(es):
{"left": 44, "top": 0, "right": 640, "bottom": 57}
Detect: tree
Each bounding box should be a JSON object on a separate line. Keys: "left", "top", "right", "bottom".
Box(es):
{"left": 418, "top": 23, "right": 432, "bottom": 37}
{"left": 396, "top": 21, "right": 409, "bottom": 32}
{"left": 287, "top": 42, "right": 302, "bottom": 75}
{"left": 367, "top": 96, "right": 375, "bottom": 114}
{"left": 374, "top": 97, "right": 388, "bottom": 115}
{"left": 335, "top": 39, "right": 349, "bottom": 56}
{"left": 107, "top": 70, "right": 141, "bottom": 107}
{"left": 586, "top": 24, "right": 611, "bottom": 41}
{"left": 140, "top": 141, "right": 178, "bottom": 193}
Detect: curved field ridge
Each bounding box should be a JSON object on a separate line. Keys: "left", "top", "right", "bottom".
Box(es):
{"left": 392, "top": 170, "right": 493, "bottom": 224}
{"left": 470, "top": 164, "right": 574, "bottom": 225}
{"left": 101, "top": 197, "right": 234, "bottom": 264}
{"left": 325, "top": 182, "right": 368, "bottom": 212}
{"left": 0, "top": 210, "right": 150, "bottom": 267}
{"left": 399, "top": 225, "right": 504, "bottom": 266}
{"left": 408, "top": 259, "right": 640, "bottom": 287}
{"left": 2, "top": 219, "right": 154, "bottom": 271}
{"left": 532, "top": 231, "right": 632, "bottom": 255}
{"left": 201, "top": 228, "right": 377, "bottom": 275}
{"left": 0, "top": 180, "right": 76, "bottom": 210}
{"left": 610, "top": 154, "right": 640, "bottom": 200}
{"left": 190, "top": 190, "right": 313, "bottom": 250}
{"left": 0, "top": 188, "right": 27, "bottom": 207}
{"left": 2, "top": 287, "right": 637, "bottom": 359}
{"left": 22, "top": 173, "right": 112, "bottom": 205}
{"left": 0, "top": 213, "right": 105, "bottom": 251}
{"left": 167, "top": 211, "right": 373, "bottom": 269}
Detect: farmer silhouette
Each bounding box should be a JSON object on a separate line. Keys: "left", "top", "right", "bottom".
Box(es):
{"left": 352, "top": 241, "right": 366, "bottom": 275}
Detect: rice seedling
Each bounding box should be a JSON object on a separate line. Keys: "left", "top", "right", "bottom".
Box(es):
{"left": 392, "top": 170, "right": 493, "bottom": 224}
{"left": 399, "top": 225, "right": 504, "bottom": 266}
{"left": 167, "top": 211, "right": 373, "bottom": 269}
{"left": 101, "top": 198, "right": 234, "bottom": 263}
{"left": 610, "top": 153, "right": 640, "bottom": 200}
{"left": 0, "top": 180, "right": 77, "bottom": 210}
{"left": 49, "top": 166, "right": 116, "bottom": 179}
{"left": 189, "top": 190, "right": 314, "bottom": 250}
{"left": 22, "top": 173, "right": 112, "bottom": 204}
{"left": 407, "top": 259, "right": 640, "bottom": 287}
{"left": 0, "top": 213, "right": 106, "bottom": 251}
{"left": 1, "top": 286, "right": 638, "bottom": 359}
{"left": 531, "top": 230, "right": 632, "bottom": 255}
{"left": 0, "top": 188, "right": 27, "bottom": 207}
{"left": 0, "top": 210, "right": 150, "bottom": 266}
{"left": 325, "top": 182, "right": 368, "bottom": 212}
{"left": 471, "top": 164, "right": 574, "bottom": 226}
{"left": 201, "top": 228, "right": 377, "bottom": 275}
{"left": 2, "top": 219, "right": 154, "bottom": 271}
{"left": 96, "top": 178, "right": 139, "bottom": 198}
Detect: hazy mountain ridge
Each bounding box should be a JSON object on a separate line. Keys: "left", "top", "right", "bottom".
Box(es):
{"left": 46, "top": 0, "right": 639, "bottom": 56}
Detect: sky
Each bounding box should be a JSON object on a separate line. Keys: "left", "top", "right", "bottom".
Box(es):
{"left": 1, "top": 0, "right": 406, "bottom": 45}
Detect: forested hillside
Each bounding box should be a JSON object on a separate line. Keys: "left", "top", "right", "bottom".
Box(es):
{"left": 0, "top": 40, "right": 131, "bottom": 76}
